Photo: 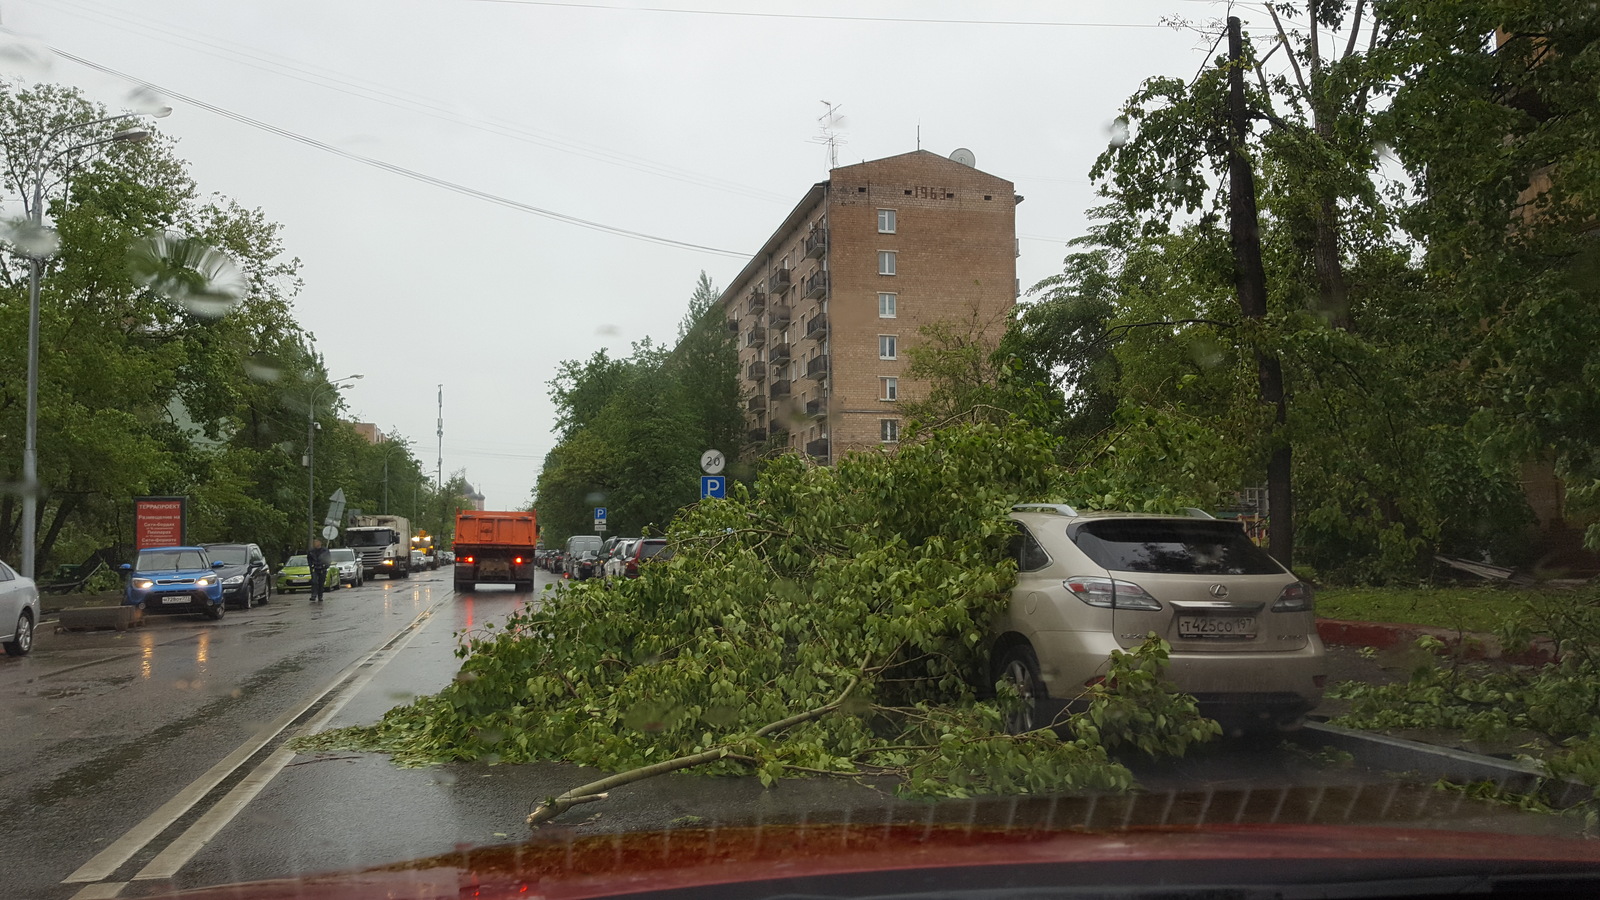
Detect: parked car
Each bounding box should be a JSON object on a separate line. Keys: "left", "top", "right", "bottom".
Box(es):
{"left": 329, "top": 548, "right": 364, "bottom": 587}
{"left": 439, "top": 550, "right": 455, "bottom": 565}
{"left": 0, "top": 558, "right": 40, "bottom": 657}
{"left": 992, "top": 504, "right": 1325, "bottom": 736}
{"left": 410, "top": 549, "right": 428, "bottom": 572}
{"left": 201, "top": 542, "right": 272, "bottom": 609}
{"left": 121, "top": 546, "right": 228, "bottom": 620}
{"left": 275, "top": 555, "right": 339, "bottom": 594}
{"left": 622, "top": 538, "right": 668, "bottom": 578}
{"left": 564, "top": 535, "right": 604, "bottom": 579}
{"left": 604, "top": 538, "right": 639, "bottom": 581}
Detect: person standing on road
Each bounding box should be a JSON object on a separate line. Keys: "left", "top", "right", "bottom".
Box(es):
{"left": 307, "top": 538, "right": 333, "bottom": 603}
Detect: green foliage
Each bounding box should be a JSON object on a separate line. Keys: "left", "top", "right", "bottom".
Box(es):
{"left": 0, "top": 80, "right": 436, "bottom": 567}
{"left": 304, "top": 423, "right": 1217, "bottom": 797}
{"left": 1330, "top": 588, "right": 1600, "bottom": 804}
{"left": 533, "top": 273, "right": 744, "bottom": 543}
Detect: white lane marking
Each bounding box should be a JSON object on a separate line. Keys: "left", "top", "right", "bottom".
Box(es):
{"left": 68, "top": 882, "right": 127, "bottom": 900}
{"left": 61, "top": 596, "right": 444, "bottom": 885}
{"left": 132, "top": 599, "right": 440, "bottom": 880}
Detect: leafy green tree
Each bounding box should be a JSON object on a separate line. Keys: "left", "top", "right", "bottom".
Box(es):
{"left": 533, "top": 273, "right": 742, "bottom": 544}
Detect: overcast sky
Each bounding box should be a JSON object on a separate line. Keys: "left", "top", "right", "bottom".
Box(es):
{"left": 0, "top": 0, "right": 1274, "bottom": 509}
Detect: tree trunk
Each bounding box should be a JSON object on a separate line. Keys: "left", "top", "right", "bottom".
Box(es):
{"left": 38, "top": 492, "right": 81, "bottom": 574}
{"left": 1229, "top": 15, "right": 1295, "bottom": 570}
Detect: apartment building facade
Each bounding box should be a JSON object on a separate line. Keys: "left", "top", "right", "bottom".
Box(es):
{"left": 718, "top": 150, "right": 1019, "bottom": 462}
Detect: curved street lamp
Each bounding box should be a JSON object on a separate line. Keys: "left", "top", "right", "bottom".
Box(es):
{"left": 19, "top": 112, "right": 162, "bottom": 578}
{"left": 305, "top": 374, "right": 363, "bottom": 549}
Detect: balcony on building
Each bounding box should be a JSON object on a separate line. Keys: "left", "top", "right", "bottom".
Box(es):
{"left": 804, "top": 397, "right": 827, "bottom": 419}
{"left": 805, "top": 354, "right": 829, "bottom": 380}
{"left": 769, "top": 379, "right": 791, "bottom": 399}
{"left": 768, "top": 268, "right": 792, "bottom": 295}
{"left": 767, "top": 306, "right": 791, "bottom": 330}
{"left": 747, "top": 361, "right": 767, "bottom": 381}
{"left": 726, "top": 317, "right": 740, "bottom": 333}
{"left": 769, "top": 422, "right": 788, "bottom": 439}
{"left": 804, "top": 226, "right": 828, "bottom": 259}
{"left": 805, "top": 437, "right": 830, "bottom": 460}
{"left": 804, "top": 270, "right": 829, "bottom": 300}
{"left": 743, "top": 329, "right": 765, "bottom": 348}
{"left": 747, "top": 428, "right": 768, "bottom": 444}
{"left": 746, "top": 395, "right": 764, "bottom": 412}
{"left": 804, "top": 314, "right": 828, "bottom": 341}
{"left": 747, "top": 286, "right": 767, "bottom": 315}
{"left": 768, "top": 341, "right": 791, "bottom": 364}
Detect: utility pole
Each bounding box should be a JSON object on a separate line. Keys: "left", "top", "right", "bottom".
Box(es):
{"left": 1227, "top": 15, "right": 1293, "bottom": 568}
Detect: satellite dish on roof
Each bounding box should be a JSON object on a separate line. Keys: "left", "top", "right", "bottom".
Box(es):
{"left": 950, "top": 147, "right": 976, "bottom": 167}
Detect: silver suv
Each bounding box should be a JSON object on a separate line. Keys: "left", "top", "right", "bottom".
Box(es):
{"left": 992, "top": 504, "right": 1325, "bottom": 734}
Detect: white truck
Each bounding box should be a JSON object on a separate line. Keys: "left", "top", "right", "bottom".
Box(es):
{"left": 346, "top": 515, "right": 412, "bottom": 580}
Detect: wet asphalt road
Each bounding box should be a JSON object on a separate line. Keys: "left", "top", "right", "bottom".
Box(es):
{"left": 0, "top": 565, "right": 547, "bottom": 900}
{"left": 2, "top": 569, "right": 1585, "bottom": 900}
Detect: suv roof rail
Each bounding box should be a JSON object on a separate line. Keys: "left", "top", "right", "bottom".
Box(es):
{"left": 1181, "top": 507, "right": 1215, "bottom": 519}
{"left": 1011, "top": 503, "right": 1080, "bottom": 517}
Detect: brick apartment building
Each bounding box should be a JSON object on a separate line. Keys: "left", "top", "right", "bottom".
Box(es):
{"left": 717, "top": 150, "right": 1019, "bottom": 462}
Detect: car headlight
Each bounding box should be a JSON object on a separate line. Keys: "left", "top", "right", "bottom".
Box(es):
{"left": 133, "top": 579, "right": 154, "bottom": 590}
{"left": 197, "top": 576, "right": 215, "bottom": 586}
{"left": 1062, "top": 576, "right": 1163, "bottom": 611}
{"left": 223, "top": 574, "right": 245, "bottom": 585}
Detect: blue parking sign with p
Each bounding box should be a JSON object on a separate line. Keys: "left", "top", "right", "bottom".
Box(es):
{"left": 700, "top": 476, "right": 725, "bottom": 499}
{"left": 594, "top": 507, "right": 607, "bottom": 521}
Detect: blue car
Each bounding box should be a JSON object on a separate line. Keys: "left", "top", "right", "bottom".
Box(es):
{"left": 121, "top": 546, "right": 228, "bottom": 620}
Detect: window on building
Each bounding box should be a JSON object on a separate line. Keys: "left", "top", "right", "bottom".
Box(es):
{"left": 879, "top": 334, "right": 897, "bottom": 359}
{"left": 881, "top": 377, "right": 898, "bottom": 401}
{"left": 878, "top": 292, "right": 896, "bottom": 318}
{"left": 878, "top": 250, "right": 896, "bottom": 276}
{"left": 877, "top": 209, "right": 896, "bottom": 233}
{"left": 880, "top": 419, "right": 900, "bottom": 444}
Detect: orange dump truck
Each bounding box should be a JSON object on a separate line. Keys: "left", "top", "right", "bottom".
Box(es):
{"left": 452, "top": 510, "right": 538, "bottom": 592}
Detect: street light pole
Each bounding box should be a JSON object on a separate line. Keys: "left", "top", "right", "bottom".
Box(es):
{"left": 19, "top": 113, "right": 164, "bottom": 578}
{"left": 304, "top": 374, "right": 362, "bottom": 551}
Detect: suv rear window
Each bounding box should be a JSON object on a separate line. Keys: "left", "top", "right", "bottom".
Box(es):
{"left": 637, "top": 540, "right": 668, "bottom": 560}
{"left": 1071, "top": 520, "right": 1283, "bottom": 575}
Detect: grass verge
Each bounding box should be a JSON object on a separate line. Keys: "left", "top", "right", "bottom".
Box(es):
{"left": 1315, "top": 586, "right": 1570, "bottom": 634}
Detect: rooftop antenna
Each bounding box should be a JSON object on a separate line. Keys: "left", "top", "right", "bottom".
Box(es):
{"left": 435, "top": 384, "right": 443, "bottom": 491}
{"left": 917, "top": 121, "right": 921, "bottom": 150}
{"left": 810, "top": 101, "right": 847, "bottom": 170}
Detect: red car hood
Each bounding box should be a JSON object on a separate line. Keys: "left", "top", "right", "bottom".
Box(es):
{"left": 151, "top": 823, "right": 1600, "bottom": 900}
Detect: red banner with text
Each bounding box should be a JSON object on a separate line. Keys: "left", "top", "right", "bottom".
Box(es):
{"left": 134, "top": 497, "right": 186, "bottom": 549}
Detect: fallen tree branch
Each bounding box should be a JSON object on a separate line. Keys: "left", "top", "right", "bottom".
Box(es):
{"left": 526, "top": 673, "right": 863, "bottom": 828}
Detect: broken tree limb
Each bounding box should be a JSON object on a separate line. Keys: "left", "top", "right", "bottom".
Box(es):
{"left": 526, "top": 674, "right": 863, "bottom": 828}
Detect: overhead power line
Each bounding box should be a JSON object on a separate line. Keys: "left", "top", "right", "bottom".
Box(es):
{"left": 464, "top": 0, "right": 1172, "bottom": 28}
{"left": 23, "top": 38, "right": 752, "bottom": 258}
{"left": 31, "top": 0, "right": 795, "bottom": 205}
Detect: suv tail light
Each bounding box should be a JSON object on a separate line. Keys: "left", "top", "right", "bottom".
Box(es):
{"left": 1062, "top": 576, "right": 1162, "bottom": 611}
{"left": 1271, "top": 581, "right": 1314, "bottom": 612}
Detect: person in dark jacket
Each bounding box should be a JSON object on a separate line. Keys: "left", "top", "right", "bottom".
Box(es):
{"left": 307, "top": 538, "right": 333, "bottom": 603}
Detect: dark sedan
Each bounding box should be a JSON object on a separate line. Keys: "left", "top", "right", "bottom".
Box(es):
{"left": 200, "top": 542, "right": 272, "bottom": 609}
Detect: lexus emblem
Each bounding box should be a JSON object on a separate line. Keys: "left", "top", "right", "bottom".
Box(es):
{"left": 1208, "top": 584, "right": 1230, "bottom": 599}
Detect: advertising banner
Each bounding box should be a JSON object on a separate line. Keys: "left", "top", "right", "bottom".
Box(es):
{"left": 134, "top": 496, "right": 187, "bottom": 549}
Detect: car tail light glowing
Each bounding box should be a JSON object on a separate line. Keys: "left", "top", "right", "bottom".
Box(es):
{"left": 463, "top": 556, "right": 475, "bottom": 564}
{"left": 1271, "top": 581, "right": 1314, "bottom": 612}
{"left": 1061, "top": 576, "right": 1161, "bottom": 611}
{"left": 514, "top": 557, "right": 523, "bottom": 564}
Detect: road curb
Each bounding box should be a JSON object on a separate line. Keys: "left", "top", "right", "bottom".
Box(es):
{"left": 1299, "top": 721, "right": 1594, "bottom": 809}
{"left": 1315, "top": 617, "right": 1556, "bottom": 665}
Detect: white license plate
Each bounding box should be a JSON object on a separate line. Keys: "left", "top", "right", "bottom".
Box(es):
{"left": 161, "top": 595, "right": 191, "bottom": 605}
{"left": 1178, "top": 615, "right": 1257, "bottom": 639}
